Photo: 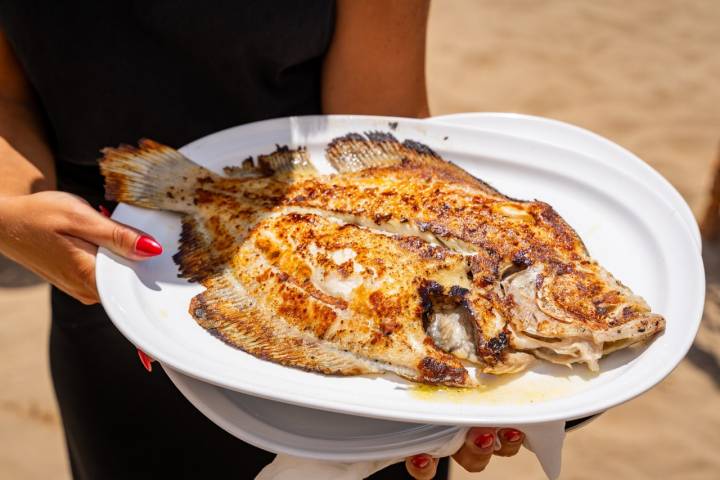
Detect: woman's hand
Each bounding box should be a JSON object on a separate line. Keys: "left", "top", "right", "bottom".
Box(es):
{"left": 405, "top": 427, "right": 525, "bottom": 479}
{"left": 0, "top": 190, "right": 162, "bottom": 304}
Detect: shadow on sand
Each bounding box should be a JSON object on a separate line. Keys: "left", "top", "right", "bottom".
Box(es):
{"left": 687, "top": 241, "right": 720, "bottom": 388}
{"left": 0, "top": 255, "right": 43, "bottom": 288}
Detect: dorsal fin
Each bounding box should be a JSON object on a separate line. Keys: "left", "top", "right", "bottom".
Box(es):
{"left": 257, "top": 145, "right": 317, "bottom": 180}
{"left": 222, "top": 145, "right": 317, "bottom": 181}
{"left": 223, "top": 156, "right": 266, "bottom": 178}
{"left": 325, "top": 131, "right": 511, "bottom": 199}
{"left": 190, "top": 273, "right": 385, "bottom": 377}
{"left": 326, "top": 131, "right": 406, "bottom": 173}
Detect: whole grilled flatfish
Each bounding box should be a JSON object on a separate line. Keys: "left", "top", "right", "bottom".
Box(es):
{"left": 100, "top": 133, "right": 664, "bottom": 387}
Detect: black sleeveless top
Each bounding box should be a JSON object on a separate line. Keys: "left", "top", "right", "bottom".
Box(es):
{"left": 0, "top": 7, "right": 453, "bottom": 478}
{"left": 0, "top": 0, "right": 335, "bottom": 204}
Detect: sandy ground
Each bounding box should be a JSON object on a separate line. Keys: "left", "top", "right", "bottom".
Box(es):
{"left": 1, "top": 1, "right": 719, "bottom": 479}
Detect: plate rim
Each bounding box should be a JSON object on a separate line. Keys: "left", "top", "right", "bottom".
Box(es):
{"left": 431, "top": 112, "right": 701, "bottom": 250}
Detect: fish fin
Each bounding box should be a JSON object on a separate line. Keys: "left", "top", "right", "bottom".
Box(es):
{"left": 326, "top": 131, "right": 406, "bottom": 172}
{"left": 326, "top": 131, "right": 510, "bottom": 199}
{"left": 172, "top": 215, "right": 226, "bottom": 283}
{"left": 173, "top": 199, "right": 263, "bottom": 282}
{"left": 400, "top": 139, "right": 510, "bottom": 199}
{"left": 257, "top": 145, "right": 317, "bottom": 180}
{"left": 190, "top": 273, "right": 383, "bottom": 376}
{"left": 100, "top": 139, "right": 217, "bottom": 212}
{"left": 222, "top": 156, "right": 266, "bottom": 179}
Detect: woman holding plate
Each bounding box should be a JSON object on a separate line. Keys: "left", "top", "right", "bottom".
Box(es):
{"left": 0, "top": 1, "right": 524, "bottom": 478}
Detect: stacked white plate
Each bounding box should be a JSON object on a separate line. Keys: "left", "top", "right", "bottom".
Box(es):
{"left": 97, "top": 113, "right": 704, "bottom": 477}
{"left": 164, "top": 366, "right": 462, "bottom": 462}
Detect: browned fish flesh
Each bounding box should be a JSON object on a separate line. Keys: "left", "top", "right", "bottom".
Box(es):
{"left": 100, "top": 133, "right": 664, "bottom": 386}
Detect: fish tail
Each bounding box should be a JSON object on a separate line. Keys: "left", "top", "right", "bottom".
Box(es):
{"left": 100, "top": 139, "right": 215, "bottom": 212}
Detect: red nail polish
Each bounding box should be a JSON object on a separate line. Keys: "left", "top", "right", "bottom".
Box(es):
{"left": 502, "top": 429, "right": 523, "bottom": 443}
{"left": 135, "top": 235, "right": 163, "bottom": 256}
{"left": 98, "top": 205, "right": 111, "bottom": 217}
{"left": 474, "top": 432, "right": 495, "bottom": 449}
{"left": 137, "top": 349, "right": 153, "bottom": 372}
{"left": 411, "top": 455, "right": 430, "bottom": 469}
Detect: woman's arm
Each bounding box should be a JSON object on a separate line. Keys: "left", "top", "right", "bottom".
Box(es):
{"left": 322, "top": 0, "right": 430, "bottom": 118}
{"left": 0, "top": 30, "right": 161, "bottom": 304}
{"left": 0, "top": 31, "right": 55, "bottom": 195}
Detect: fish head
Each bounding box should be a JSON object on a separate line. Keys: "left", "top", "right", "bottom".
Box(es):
{"left": 501, "top": 261, "right": 665, "bottom": 371}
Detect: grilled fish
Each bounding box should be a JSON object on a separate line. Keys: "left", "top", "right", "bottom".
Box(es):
{"left": 100, "top": 132, "right": 664, "bottom": 387}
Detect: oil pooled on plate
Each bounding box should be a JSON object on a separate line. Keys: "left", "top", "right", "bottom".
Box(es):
{"left": 410, "top": 366, "right": 597, "bottom": 405}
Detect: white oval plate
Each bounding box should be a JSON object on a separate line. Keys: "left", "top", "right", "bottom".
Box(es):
{"left": 97, "top": 115, "right": 704, "bottom": 426}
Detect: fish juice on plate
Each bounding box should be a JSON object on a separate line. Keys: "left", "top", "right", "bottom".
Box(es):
{"left": 100, "top": 132, "right": 664, "bottom": 387}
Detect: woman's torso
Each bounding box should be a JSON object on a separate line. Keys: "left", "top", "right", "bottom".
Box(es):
{"left": 0, "top": 0, "right": 335, "bottom": 203}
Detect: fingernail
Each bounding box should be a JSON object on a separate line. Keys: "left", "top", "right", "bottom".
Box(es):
{"left": 474, "top": 432, "right": 495, "bottom": 449}
{"left": 137, "top": 349, "right": 153, "bottom": 372}
{"left": 502, "top": 429, "right": 523, "bottom": 443}
{"left": 135, "top": 235, "right": 163, "bottom": 256}
{"left": 98, "top": 205, "right": 111, "bottom": 217}
{"left": 410, "top": 455, "right": 431, "bottom": 469}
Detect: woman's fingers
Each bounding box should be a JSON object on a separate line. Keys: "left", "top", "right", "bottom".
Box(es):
{"left": 406, "top": 427, "right": 525, "bottom": 478}
{"left": 61, "top": 200, "right": 163, "bottom": 261}
{"left": 405, "top": 454, "right": 439, "bottom": 480}
{"left": 137, "top": 349, "right": 155, "bottom": 372}
{"left": 0, "top": 191, "right": 161, "bottom": 305}
{"left": 452, "top": 427, "right": 496, "bottom": 473}
{"left": 494, "top": 428, "right": 525, "bottom": 457}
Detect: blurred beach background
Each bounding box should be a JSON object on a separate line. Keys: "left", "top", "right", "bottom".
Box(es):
{"left": 1, "top": 1, "right": 718, "bottom": 478}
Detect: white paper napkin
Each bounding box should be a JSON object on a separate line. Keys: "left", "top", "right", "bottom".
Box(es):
{"left": 256, "top": 420, "right": 566, "bottom": 480}
{"left": 256, "top": 428, "right": 468, "bottom": 480}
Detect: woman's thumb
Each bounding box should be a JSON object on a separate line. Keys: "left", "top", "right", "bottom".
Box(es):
{"left": 69, "top": 204, "right": 163, "bottom": 260}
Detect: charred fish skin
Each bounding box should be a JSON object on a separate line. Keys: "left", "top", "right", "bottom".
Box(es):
{"left": 99, "top": 131, "right": 665, "bottom": 385}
